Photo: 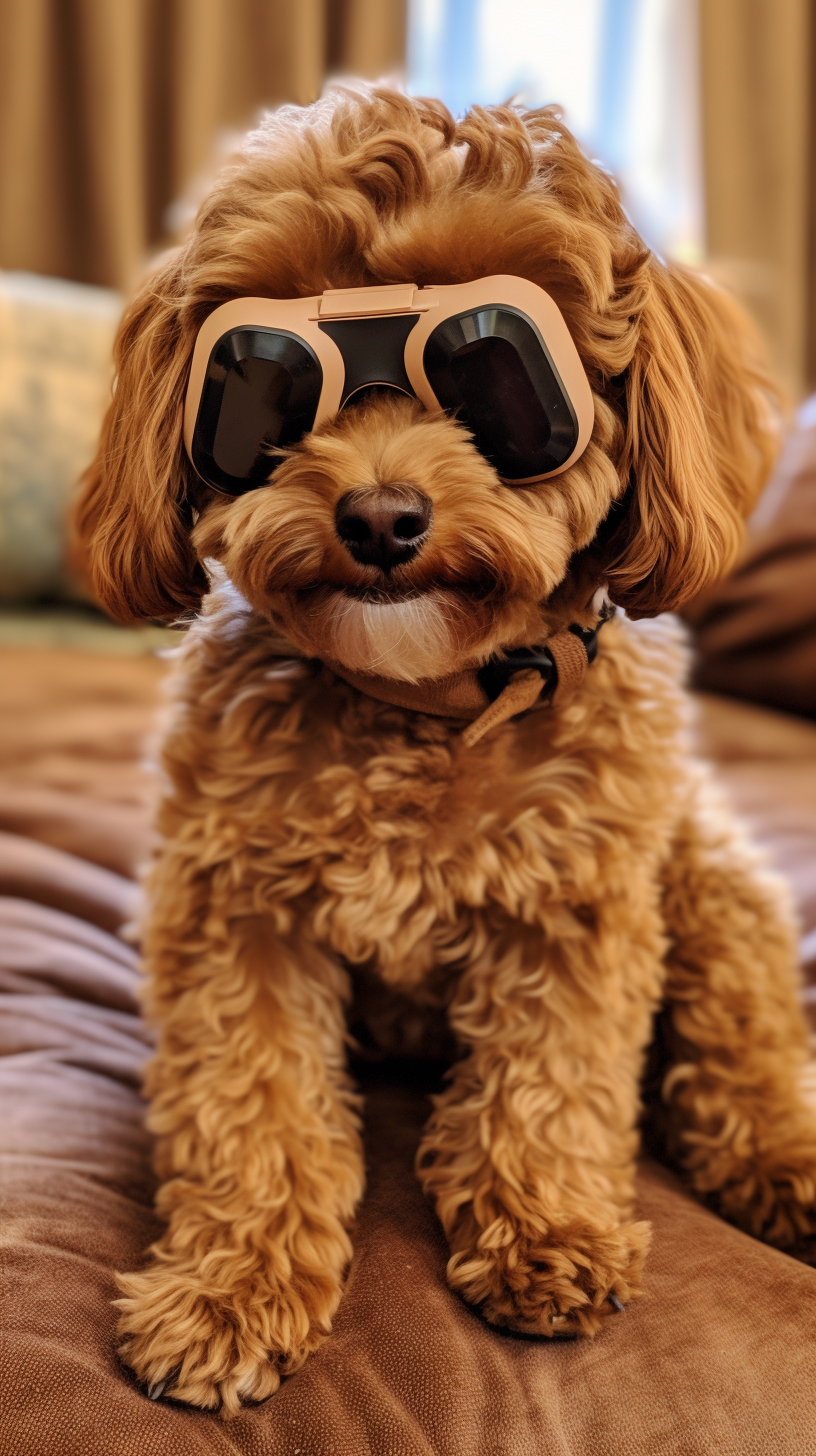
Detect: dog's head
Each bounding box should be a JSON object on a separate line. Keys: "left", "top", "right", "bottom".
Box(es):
{"left": 74, "top": 87, "right": 778, "bottom": 682}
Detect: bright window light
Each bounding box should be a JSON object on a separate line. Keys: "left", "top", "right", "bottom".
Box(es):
{"left": 407, "top": 0, "right": 703, "bottom": 264}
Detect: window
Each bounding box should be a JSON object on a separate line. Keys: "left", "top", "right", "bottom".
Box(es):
{"left": 407, "top": 0, "right": 702, "bottom": 264}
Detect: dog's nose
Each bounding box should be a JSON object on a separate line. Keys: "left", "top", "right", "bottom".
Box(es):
{"left": 335, "top": 486, "right": 433, "bottom": 571}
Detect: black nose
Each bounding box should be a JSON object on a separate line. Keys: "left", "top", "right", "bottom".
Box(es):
{"left": 335, "top": 486, "right": 433, "bottom": 571}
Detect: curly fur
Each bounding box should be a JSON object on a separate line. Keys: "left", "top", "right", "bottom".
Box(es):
{"left": 72, "top": 87, "right": 816, "bottom": 1416}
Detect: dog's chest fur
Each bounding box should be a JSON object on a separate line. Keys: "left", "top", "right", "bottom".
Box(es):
{"left": 154, "top": 596, "right": 688, "bottom": 1022}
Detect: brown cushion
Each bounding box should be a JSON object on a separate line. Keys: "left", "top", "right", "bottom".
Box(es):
{"left": 688, "top": 404, "right": 816, "bottom": 718}
{"left": 1, "top": 645, "right": 816, "bottom": 1454}
{"left": 0, "top": 645, "right": 164, "bottom": 875}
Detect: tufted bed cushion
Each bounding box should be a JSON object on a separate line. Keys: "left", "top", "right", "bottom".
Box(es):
{"left": 0, "top": 642, "right": 815, "bottom": 1455}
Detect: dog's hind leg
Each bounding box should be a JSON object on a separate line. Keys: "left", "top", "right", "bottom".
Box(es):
{"left": 116, "top": 893, "right": 363, "bottom": 1416}
{"left": 416, "top": 895, "right": 662, "bottom": 1337}
{"left": 656, "top": 792, "right": 816, "bottom": 1259}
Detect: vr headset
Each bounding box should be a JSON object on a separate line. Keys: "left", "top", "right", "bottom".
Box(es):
{"left": 183, "top": 275, "right": 594, "bottom": 496}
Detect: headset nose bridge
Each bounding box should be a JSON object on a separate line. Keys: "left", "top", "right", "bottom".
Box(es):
{"left": 334, "top": 485, "right": 433, "bottom": 572}
{"left": 319, "top": 314, "right": 420, "bottom": 409}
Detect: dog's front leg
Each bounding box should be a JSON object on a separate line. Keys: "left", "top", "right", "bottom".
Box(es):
{"left": 417, "top": 919, "right": 655, "bottom": 1337}
{"left": 116, "top": 911, "right": 363, "bottom": 1414}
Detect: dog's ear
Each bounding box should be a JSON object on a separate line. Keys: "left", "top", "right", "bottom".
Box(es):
{"left": 71, "top": 253, "right": 207, "bottom": 623}
{"left": 604, "top": 260, "right": 779, "bottom": 616}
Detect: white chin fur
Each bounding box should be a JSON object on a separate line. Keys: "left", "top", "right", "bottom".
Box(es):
{"left": 327, "top": 590, "right": 456, "bottom": 682}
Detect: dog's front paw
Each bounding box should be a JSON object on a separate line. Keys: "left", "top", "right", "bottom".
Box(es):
{"left": 115, "top": 1261, "right": 337, "bottom": 1416}
{"left": 446, "top": 1216, "right": 651, "bottom": 1338}
{"left": 692, "top": 1134, "right": 816, "bottom": 1262}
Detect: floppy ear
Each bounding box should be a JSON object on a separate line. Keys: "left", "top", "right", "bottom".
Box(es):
{"left": 605, "top": 260, "right": 780, "bottom": 616}
{"left": 71, "top": 252, "right": 208, "bottom": 623}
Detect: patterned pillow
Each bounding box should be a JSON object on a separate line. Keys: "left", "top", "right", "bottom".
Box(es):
{"left": 0, "top": 272, "right": 121, "bottom": 601}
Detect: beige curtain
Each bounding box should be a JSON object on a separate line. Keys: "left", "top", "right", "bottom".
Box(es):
{"left": 699, "top": 0, "right": 813, "bottom": 399}
{"left": 0, "top": 0, "right": 406, "bottom": 290}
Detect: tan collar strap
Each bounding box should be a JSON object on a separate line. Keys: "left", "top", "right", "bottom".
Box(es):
{"left": 327, "top": 606, "right": 615, "bottom": 747}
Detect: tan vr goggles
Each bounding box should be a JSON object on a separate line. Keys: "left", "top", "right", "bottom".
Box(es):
{"left": 183, "top": 275, "right": 595, "bottom": 496}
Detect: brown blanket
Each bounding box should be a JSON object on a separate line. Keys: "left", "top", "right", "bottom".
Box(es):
{"left": 1, "top": 644, "right": 815, "bottom": 1455}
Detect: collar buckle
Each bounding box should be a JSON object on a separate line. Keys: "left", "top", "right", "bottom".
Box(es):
{"left": 477, "top": 647, "right": 556, "bottom": 704}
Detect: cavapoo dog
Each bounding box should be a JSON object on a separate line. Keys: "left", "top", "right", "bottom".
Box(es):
{"left": 75, "top": 87, "right": 816, "bottom": 1414}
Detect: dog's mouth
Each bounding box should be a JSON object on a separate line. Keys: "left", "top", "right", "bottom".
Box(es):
{"left": 335, "top": 568, "right": 503, "bottom": 603}
{"left": 340, "top": 583, "right": 427, "bottom": 606}
{"left": 272, "top": 568, "right": 548, "bottom": 685}
{"left": 295, "top": 570, "right": 500, "bottom": 608}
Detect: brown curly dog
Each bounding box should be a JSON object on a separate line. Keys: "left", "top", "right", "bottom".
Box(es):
{"left": 74, "top": 87, "right": 816, "bottom": 1415}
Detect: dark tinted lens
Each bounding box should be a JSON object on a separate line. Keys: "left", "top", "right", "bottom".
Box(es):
{"left": 448, "top": 335, "right": 550, "bottom": 464}
{"left": 213, "top": 357, "right": 294, "bottom": 478}
{"left": 423, "top": 307, "right": 579, "bottom": 480}
{"left": 191, "top": 328, "right": 322, "bottom": 494}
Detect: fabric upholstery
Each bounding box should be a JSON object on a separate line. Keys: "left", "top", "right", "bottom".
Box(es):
{"left": 1, "top": 644, "right": 815, "bottom": 1454}
{"left": 689, "top": 402, "right": 816, "bottom": 719}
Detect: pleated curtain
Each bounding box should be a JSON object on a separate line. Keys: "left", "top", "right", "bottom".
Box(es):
{"left": 0, "top": 0, "right": 406, "bottom": 290}
{"left": 699, "top": 0, "right": 814, "bottom": 397}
